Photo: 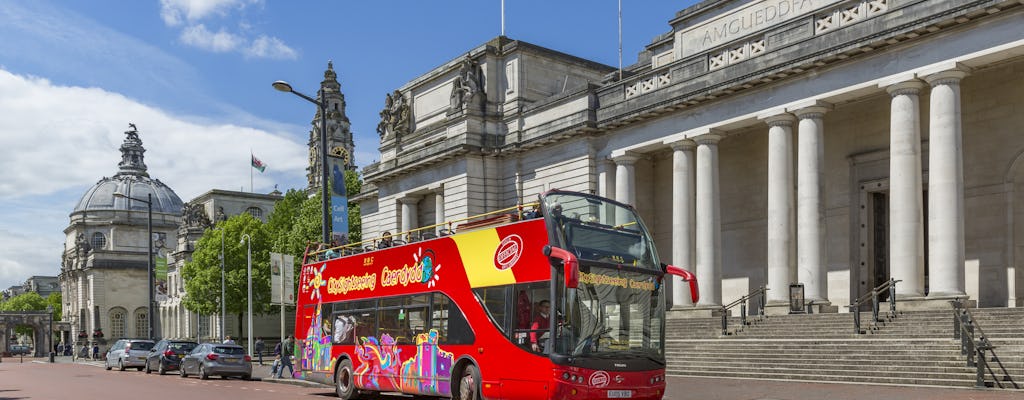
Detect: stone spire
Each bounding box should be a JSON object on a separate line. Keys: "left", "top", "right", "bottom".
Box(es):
{"left": 308, "top": 61, "right": 356, "bottom": 193}
{"left": 116, "top": 123, "right": 149, "bottom": 177}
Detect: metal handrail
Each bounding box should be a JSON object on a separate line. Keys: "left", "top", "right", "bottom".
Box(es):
{"left": 849, "top": 278, "right": 900, "bottom": 334}
{"left": 720, "top": 286, "right": 767, "bottom": 335}
{"left": 951, "top": 299, "right": 1019, "bottom": 389}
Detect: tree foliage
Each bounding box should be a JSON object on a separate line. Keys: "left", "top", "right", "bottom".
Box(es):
{"left": 0, "top": 292, "right": 47, "bottom": 312}
{"left": 181, "top": 213, "right": 272, "bottom": 319}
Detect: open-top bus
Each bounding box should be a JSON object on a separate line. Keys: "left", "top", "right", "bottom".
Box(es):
{"left": 295, "top": 190, "right": 698, "bottom": 399}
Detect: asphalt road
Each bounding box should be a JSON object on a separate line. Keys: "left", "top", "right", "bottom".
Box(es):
{"left": 2, "top": 357, "right": 1022, "bottom": 399}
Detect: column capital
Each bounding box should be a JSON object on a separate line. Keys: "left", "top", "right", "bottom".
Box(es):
{"left": 884, "top": 80, "right": 927, "bottom": 97}
{"left": 611, "top": 152, "right": 642, "bottom": 165}
{"left": 791, "top": 101, "right": 833, "bottom": 119}
{"left": 759, "top": 113, "right": 796, "bottom": 128}
{"left": 923, "top": 69, "right": 970, "bottom": 87}
{"left": 667, "top": 139, "right": 696, "bottom": 151}
{"left": 397, "top": 195, "right": 421, "bottom": 204}
{"left": 694, "top": 133, "right": 723, "bottom": 145}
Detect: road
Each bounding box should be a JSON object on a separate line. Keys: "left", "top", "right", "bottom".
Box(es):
{"left": 2, "top": 357, "right": 1022, "bottom": 399}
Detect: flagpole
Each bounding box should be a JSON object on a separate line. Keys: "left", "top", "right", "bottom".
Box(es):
{"left": 250, "top": 151, "right": 254, "bottom": 193}
{"left": 501, "top": 0, "right": 505, "bottom": 36}
{"left": 618, "top": 0, "right": 623, "bottom": 81}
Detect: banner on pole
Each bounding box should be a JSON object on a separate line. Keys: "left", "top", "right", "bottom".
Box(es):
{"left": 270, "top": 252, "right": 295, "bottom": 305}
{"left": 328, "top": 152, "right": 350, "bottom": 245}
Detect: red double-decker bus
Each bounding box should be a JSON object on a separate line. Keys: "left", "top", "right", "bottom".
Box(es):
{"left": 295, "top": 190, "right": 698, "bottom": 399}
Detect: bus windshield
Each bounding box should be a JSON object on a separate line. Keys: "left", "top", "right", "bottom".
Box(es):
{"left": 541, "top": 191, "right": 666, "bottom": 362}
{"left": 541, "top": 192, "right": 660, "bottom": 270}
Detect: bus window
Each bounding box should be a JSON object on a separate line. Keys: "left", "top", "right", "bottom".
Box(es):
{"left": 513, "top": 282, "right": 549, "bottom": 352}
{"left": 431, "top": 293, "right": 474, "bottom": 344}
{"left": 473, "top": 286, "right": 510, "bottom": 336}
{"left": 378, "top": 295, "right": 429, "bottom": 344}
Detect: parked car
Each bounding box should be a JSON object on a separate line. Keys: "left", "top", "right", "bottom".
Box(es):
{"left": 179, "top": 343, "right": 251, "bottom": 380}
{"left": 8, "top": 344, "right": 32, "bottom": 355}
{"left": 145, "top": 339, "right": 198, "bottom": 375}
{"left": 105, "top": 339, "right": 155, "bottom": 371}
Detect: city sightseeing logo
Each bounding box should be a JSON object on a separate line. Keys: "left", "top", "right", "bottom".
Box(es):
{"left": 589, "top": 370, "right": 610, "bottom": 387}
{"left": 493, "top": 234, "right": 523, "bottom": 271}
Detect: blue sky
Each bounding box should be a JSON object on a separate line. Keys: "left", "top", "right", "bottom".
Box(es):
{"left": 0, "top": 0, "right": 697, "bottom": 290}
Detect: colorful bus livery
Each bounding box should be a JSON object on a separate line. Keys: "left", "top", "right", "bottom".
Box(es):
{"left": 296, "top": 190, "right": 698, "bottom": 399}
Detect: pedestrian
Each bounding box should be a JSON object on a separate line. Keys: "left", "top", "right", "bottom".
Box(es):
{"left": 255, "top": 337, "right": 265, "bottom": 365}
{"left": 91, "top": 343, "right": 100, "bottom": 360}
{"left": 223, "top": 335, "right": 236, "bottom": 345}
{"left": 274, "top": 335, "right": 294, "bottom": 379}
{"left": 57, "top": 342, "right": 64, "bottom": 356}
{"left": 270, "top": 341, "right": 282, "bottom": 377}
{"left": 80, "top": 344, "right": 88, "bottom": 360}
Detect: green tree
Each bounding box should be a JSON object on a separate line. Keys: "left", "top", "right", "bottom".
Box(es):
{"left": 345, "top": 169, "right": 363, "bottom": 245}
{"left": 181, "top": 213, "right": 272, "bottom": 337}
{"left": 0, "top": 292, "right": 47, "bottom": 311}
{"left": 46, "top": 292, "right": 62, "bottom": 321}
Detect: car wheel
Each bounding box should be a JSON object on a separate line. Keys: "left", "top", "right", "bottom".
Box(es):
{"left": 199, "top": 365, "right": 209, "bottom": 380}
{"left": 335, "top": 358, "right": 356, "bottom": 399}
{"left": 456, "top": 364, "right": 481, "bottom": 400}
{"left": 137, "top": 366, "right": 144, "bottom": 371}
{"left": 180, "top": 364, "right": 188, "bottom": 378}
{"left": 158, "top": 362, "right": 166, "bottom": 375}
{"left": 105, "top": 359, "right": 112, "bottom": 371}
{"left": 118, "top": 359, "right": 125, "bottom": 372}
{"left": 145, "top": 361, "right": 152, "bottom": 374}
{"left": 242, "top": 374, "right": 251, "bottom": 381}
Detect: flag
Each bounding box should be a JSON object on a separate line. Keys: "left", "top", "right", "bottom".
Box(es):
{"left": 251, "top": 153, "right": 267, "bottom": 173}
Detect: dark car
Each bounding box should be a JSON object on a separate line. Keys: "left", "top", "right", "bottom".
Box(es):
{"left": 145, "top": 339, "right": 198, "bottom": 375}
{"left": 179, "top": 343, "right": 252, "bottom": 380}
{"left": 8, "top": 344, "right": 32, "bottom": 355}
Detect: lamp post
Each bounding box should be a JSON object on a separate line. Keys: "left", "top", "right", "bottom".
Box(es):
{"left": 46, "top": 305, "right": 53, "bottom": 363}
{"left": 272, "top": 80, "right": 331, "bottom": 245}
{"left": 241, "top": 234, "right": 253, "bottom": 356}
{"left": 114, "top": 192, "right": 154, "bottom": 340}
{"left": 216, "top": 227, "right": 225, "bottom": 342}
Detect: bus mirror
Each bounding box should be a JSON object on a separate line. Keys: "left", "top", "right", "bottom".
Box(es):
{"left": 666, "top": 265, "right": 700, "bottom": 304}
{"left": 544, "top": 245, "right": 579, "bottom": 288}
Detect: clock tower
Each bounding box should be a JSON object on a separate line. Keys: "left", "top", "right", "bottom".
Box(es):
{"left": 307, "top": 61, "right": 355, "bottom": 194}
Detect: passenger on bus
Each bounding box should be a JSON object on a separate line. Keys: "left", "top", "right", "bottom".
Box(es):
{"left": 379, "top": 232, "right": 393, "bottom": 249}
{"left": 530, "top": 300, "right": 551, "bottom": 353}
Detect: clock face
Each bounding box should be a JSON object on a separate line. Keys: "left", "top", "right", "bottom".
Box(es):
{"left": 331, "top": 146, "right": 350, "bottom": 164}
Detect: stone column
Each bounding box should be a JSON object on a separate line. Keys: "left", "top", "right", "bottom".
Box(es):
{"left": 435, "top": 190, "right": 446, "bottom": 231}
{"left": 613, "top": 153, "right": 640, "bottom": 206}
{"left": 763, "top": 114, "right": 796, "bottom": 307}
{"left": 795, "top": 103, "right": 832, "bottom": 305}
{"left": 925, "top": 68, "right": 970, "bottom": 298}
{"left": 669, "top": 139, "right": 697, "bottom": 307}
{"left": 598, "top": 160, "right": 616, "bottom": 200}
{"left": 886, "top": 80, "right": 927, "bottom": 298}
{"left": 399, "top": 196, "right": 421, "bottom": 237}
{"left": 695, "top": 133, "right": 723, "bottom": 306}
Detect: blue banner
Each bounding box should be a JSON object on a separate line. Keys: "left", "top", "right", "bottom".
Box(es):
{"left": 329, "top": 155, "right": 349, "bottom": 245}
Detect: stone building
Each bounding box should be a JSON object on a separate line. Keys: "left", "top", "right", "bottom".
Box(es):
{"left": 2, "top": 276, "right": 59, "bottom": 300}
{"left": 307, "top": 61, "right": 356, "bottom": 194}
{"left": 61, "top": 125, "right": 183, "bottom": 345}
{"left": 357, "top": 0, "right": 1024, "bottom": 314}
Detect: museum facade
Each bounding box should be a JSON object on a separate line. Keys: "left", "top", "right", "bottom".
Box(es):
{"left": 356, "top": 0, "right": 1024, "bottom": 313}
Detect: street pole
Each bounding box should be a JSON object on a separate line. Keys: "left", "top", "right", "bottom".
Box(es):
{"left": 47, "top": 306, "right": 53, "bottom": 363}
{"left": 242, "top": 234, "right": 253, "bottom": 356}
{"left": 272, "top": 80, "right": 331, "bottom": 245}
{"left": 219, "top": 227, "right": 225, "bottom": 342}
{"left": 280, "top": 257, "right": 286, "bottom": 345}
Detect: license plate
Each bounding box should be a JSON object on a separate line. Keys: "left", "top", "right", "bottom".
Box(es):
{"left": 137, "top": 357, "right": 146, "bottom": 361}
{"left": 223, "top": 358, "right": 238, "bottom": 363}
{"left": 608, "top": 390, "right": 633, "bottom": 398}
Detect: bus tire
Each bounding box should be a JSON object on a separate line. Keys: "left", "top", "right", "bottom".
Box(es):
{"left": 456, "top": 364, "right": 481, "bottom": 400}
{"left": 335, "top": 358, "right": 357, "bottom": 399}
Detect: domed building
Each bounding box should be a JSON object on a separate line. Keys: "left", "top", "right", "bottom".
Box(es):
{"left": 60, "top": 125, "right": 183, "bottom": 348}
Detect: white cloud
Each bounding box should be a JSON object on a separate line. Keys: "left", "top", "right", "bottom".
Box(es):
{"left": 160, "top": 0, "right": 257, "bottom": 27}
{"left": 0, "top": 68, "right": 308, "bottom": 290}
{"left": 245, "top": 35, "right": 298, "bottom": 60}
{"left": 180, "top": 24, "right": 243, "bottom": 53}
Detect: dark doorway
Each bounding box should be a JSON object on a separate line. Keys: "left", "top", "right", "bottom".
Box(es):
{"left": 870, "top": 192, "right": 890, "bottom": 303}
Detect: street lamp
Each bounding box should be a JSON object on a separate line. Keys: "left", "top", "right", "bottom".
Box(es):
{"left": 46, "top": 305, "right": 53, "bottom": 363}
{"left": 114, "top": 191, "right": 154, "bottom": 340}
{"left": 215, "top": 226, "right": 225, "bottom": 342}
{"left": 241, "top": 233, "right": 253, "bottom": 356}
{"left": 272, "top": 80, "right": 331, "bottom": 245}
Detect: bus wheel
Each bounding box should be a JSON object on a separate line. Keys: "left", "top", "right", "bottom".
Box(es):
{"left": 335, "top": 358, "right": 356, "bottom": 399}
{"left": 457, "top": 365, "right": 480, "bottom": 400}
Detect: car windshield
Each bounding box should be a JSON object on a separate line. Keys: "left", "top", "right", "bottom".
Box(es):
{"left": 213, "top": 346, "right": 245, "bottom": 355}
{"left": 130, "top": 342, "right": 155, "bottom": 351}
{"left": 170, "top": 342, "right": 197, "bottom": 352}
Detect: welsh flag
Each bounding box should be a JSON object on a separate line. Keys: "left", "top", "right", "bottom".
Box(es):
{"left": 251, "top": 153, "right": 267, "bottom": 173}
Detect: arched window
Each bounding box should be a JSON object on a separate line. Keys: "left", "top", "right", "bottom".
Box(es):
{"left": 135, "top": 309, "right": 148, "bottom": 338}
{"left": 109, "top": 308, "right": 126, "bottom": 338}
{"left": 246, "top": 207, "right": 263, "bottom": 219}
{"left": 91, "top": 232, "right": 106, "bottom": 250}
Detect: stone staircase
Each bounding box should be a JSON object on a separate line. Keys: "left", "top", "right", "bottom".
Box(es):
{"left": 664, "top": 308, "right": 1024, "bottom": 388}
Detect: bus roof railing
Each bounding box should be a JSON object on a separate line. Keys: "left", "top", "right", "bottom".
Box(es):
{"left": 305, "top": 202, "right": 541, "bottom": 261}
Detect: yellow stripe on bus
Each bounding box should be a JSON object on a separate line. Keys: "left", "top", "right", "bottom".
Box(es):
{"left": 451, "top": 228, "right": 517, "bottom": 288}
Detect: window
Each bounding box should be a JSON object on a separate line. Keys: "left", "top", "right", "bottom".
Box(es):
{"left": 431, "top": 293, "right": 473, "bottom": 344}
{"left": 377, "top": 295, "right": 428, "bottom": 344}
{"left": 135, "top": 309, "right": 148, "bottom": 338}
{"left": 246, "top": 207, "right": 263, "bottom": 219}
{"left": 110, "top": 308, "right": 126, "bottom": 338}
{"left": 91, "top": 232, "right": 106, "bottom": 250}
{"left": 474, "top": 286, "right": 510, "bottom": 336}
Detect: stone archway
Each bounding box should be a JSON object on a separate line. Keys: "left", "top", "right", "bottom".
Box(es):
{"left": 0, "top": 312, "right": 53, "bottom": 358}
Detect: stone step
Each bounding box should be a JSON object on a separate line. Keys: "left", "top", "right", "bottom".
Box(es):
{"left": 667, "top": 369, "right": 978, "bottom": 387}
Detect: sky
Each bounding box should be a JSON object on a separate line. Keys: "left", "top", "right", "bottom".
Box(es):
{"left": 0, "top": 0, "right": 698, "bottom": 291}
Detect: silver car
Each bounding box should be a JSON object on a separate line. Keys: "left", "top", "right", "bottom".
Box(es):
{"left": 178, "top": 343, "right": 252, "bottom": 380}
{"left": 105, "top": 339, "right": 156, "bottom": 371}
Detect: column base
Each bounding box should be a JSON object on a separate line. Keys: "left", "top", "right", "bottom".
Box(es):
{"left": 895, "top": 295, "right": 974, "bottom": 311}
{"left": 807, "top": 300, "right": 839, "bottom": 314}
{"left": 666, "top": 305, "right": 724, "bottom": 319}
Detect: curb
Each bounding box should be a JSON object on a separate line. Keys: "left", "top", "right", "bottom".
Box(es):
{"left": 259, "top": 377, "right": 332, "bottom": 388}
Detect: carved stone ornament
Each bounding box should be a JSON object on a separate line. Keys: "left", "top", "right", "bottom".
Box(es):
{"left": 449, "top": 55, "right": 485, "bottom": 114}
{"left": 377, "top": 90, "right": 410, "bottom": 140}
{"left": 182, "top": 202, "right": 211, "bottom": 228}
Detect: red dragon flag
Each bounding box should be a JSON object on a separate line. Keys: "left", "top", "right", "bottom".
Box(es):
{"left": 251, "top": 153, "right": 267, "bottom": 173}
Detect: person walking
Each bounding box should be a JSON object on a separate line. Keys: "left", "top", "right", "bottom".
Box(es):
{"left": 274, "top": 335, "right": 294, "bottom": 379}
{"left": 223, "top": 335, "right": 236, "bottom": 345}
{"left": 254, "top": 337, "right": 265, "bottom": 365}
{"left": 91, "top": 343, "right": 100, "bottom": 360}
{"left": 270, "top": 341, "right": 282, "bottom": 377}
